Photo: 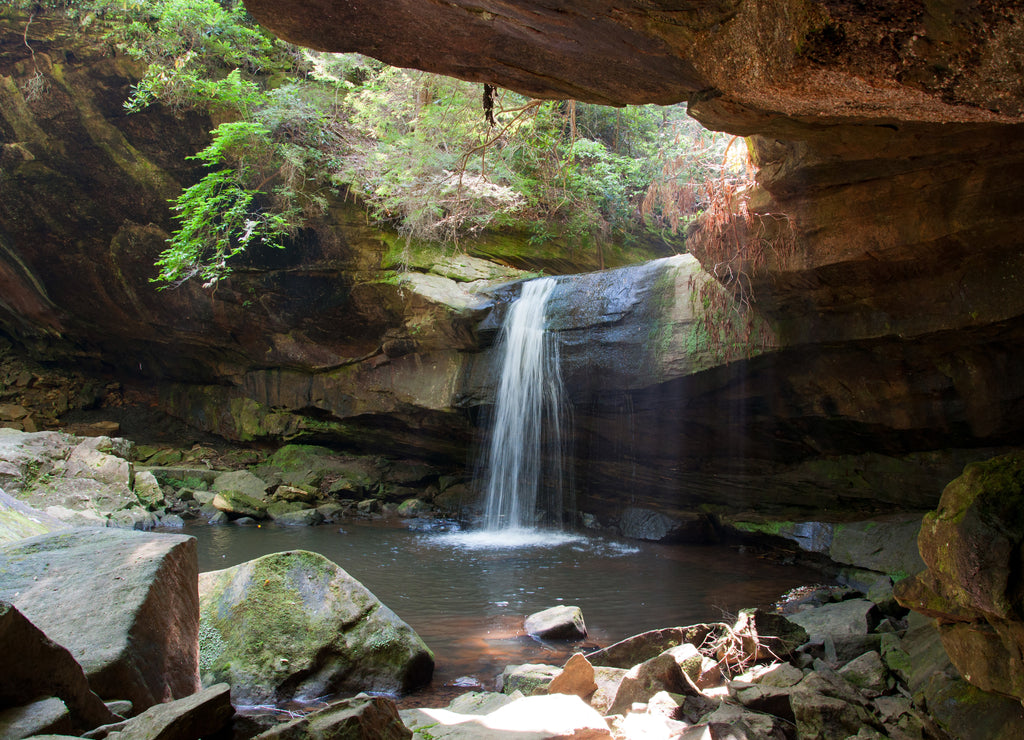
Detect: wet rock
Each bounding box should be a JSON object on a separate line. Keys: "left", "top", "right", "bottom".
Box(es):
{"left": 547, "top": 652, "right": 597, "bottom": 699}
{"left": 497, "top": 664, "right": 560, "bottom": 696}
{"left": 255, "top": 694, "right": 409, "bottom": 739}
{"left": 90, "top": 683, "right": 233, "bottom": 740}
{"left": 0, "top": 529, "right": 199, "bottom": 711}
{"left": 198, "top": 550, "right": 433, "bottom": 704}
{"left": 0, "top": 601, "right": 117, "bottom": 733}
{"left": 270, "top": 507, "right": 324, "bottom": 527}
{"left": 617, "top": 506, "right": 713, "bottom": 543}
{"left": 524, "top": 605, "right": 587, "bottom": 640}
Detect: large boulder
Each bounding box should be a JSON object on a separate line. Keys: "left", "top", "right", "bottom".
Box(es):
{"left": 0, "top": 601, "right": 118, "bottom": 733}
{"left": 198, "top": 550, "right": 434, "bottom": 704}
{"left": 896, "top": 452, "right": 1024, "bottom": 702}
{"left": 0, "top": 528, "right": 200, "bottom": 710}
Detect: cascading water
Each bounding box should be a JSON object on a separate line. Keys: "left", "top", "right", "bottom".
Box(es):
{"left": 480, "top": 277, "right": 571, "bottom": 536}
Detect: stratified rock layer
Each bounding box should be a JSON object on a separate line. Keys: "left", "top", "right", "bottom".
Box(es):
{"left": 895, "top": 452, "right": 1024, "bottom": 702}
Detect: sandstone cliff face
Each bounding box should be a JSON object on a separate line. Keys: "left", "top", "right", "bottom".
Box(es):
{"left": 3, "top": 5, "right": 1024, "bottom": 528}
{"left": 233, "top": 0, "right": 1024, "bottom": 518}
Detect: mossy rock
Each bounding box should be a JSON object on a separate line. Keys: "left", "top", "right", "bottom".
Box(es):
{"left": 198, "top": 550, "right": 433, "bottom": 704}
{"left": 211, "top": 491, "right": 267, "bottom": 520}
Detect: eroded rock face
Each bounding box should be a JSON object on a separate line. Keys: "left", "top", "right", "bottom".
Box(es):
{"left": 895, "top": 452, "right": 1024, "bottom": 702}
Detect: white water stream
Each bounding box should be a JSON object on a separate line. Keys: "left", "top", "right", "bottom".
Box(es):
{"left": 478, "top": 277, "right": 570, "bottom": 540}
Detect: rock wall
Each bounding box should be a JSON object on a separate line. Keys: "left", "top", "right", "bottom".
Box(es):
{"left": 3, "top": 5, "right": 1024, "bottom": 530}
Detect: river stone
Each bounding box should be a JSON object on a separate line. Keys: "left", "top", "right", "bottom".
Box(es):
{"left": 0, "top": 697, "right": 72, "bottom": 739}
{"left": 787, "top": 599, "right": 878, "bottom": 643}
{"left": 254, "top": 694, "right": 410, "bottom": 740}
{"left": 95, "top": 683, "right": 233, "bottom": 740}
{"left": 63, "top": 440, "right": 131, "bottom": 488}
{"left": 396, "top": 497, "right": 433, "bottom": 517}
{"left": 270, "top": 485, "right": 317, "bottom": 504}
{"left": 589, "top": 665, "right": 629, "bottom": 714}
{"left": 0, "top": 601, "right": 118, "bottom": 733}
{"left": 271, "top": 507, "right": 324, "bottom": 527}
{"left": 211, "top": 470, "right": 269, "bottom": 500}
{"left": 212, "top": 491, "right": 268, "bottom": 519}
{"left": 607, "top": 652, "right": 687, "bottom": 716}
{"left": 0, "top": 528, "right": 200, "bottom": 711}
{"left": 198, "top": 550, "right": 434, "bottom": 704}
{"left": 497, "top": 663, "right": 560, "bottom": 696}
{"left": 132, "top": 471, "right": 165, "bottom": 511}
{"left": 547, "top": 652, "right": 597, "bottom": 698}
{"left": 524, "top": 605, "right": 587, "bottom": 640}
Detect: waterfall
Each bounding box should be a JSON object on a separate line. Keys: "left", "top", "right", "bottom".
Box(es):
{"left": 481, "top": 277, "right": 570, "bottom": 532}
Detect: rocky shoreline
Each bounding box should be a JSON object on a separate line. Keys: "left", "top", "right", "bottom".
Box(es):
{"left": 2, "top": 428, "right": 1024, "bottom": 738}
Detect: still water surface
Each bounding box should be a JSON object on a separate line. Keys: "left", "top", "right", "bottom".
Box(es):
{"left": 183, "top": 521, "right": 826, "bottom": 700}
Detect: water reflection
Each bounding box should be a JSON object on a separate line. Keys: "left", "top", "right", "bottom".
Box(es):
{"left": 182, "top": 521, "right": 825, "bottom": 694}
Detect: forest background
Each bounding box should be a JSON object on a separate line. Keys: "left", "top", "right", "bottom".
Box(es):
{"left": 14, "top": 0, "right": 743, "bottom": 287}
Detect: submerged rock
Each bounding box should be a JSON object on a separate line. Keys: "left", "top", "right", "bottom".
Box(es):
{"left": 198, "top": 550, "right": 433, "bottom": 704}
{"left": 0, "top": 528, "right": 199, "bottom": 711}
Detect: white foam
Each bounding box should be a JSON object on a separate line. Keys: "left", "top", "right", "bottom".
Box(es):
{"left": 431, "top": 528, "right": 587, "bottom": 550}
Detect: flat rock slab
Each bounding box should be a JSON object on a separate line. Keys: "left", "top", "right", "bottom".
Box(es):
{"left": 787, "top": 599, "right": 878, "bottom": 643}
{"left": 0, "top": 528, "right": 200, "bottom": 711}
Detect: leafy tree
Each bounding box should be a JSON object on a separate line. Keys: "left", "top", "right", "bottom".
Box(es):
{"left": 19, "top": 0, "right": 745, "bottom": 285}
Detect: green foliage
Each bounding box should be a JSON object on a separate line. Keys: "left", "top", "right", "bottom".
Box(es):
{"left": 29, "top": 0, "right": 740, "bottom": 285}
{"left": 157, "top": 120, "right": 293, "bottom": 287}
